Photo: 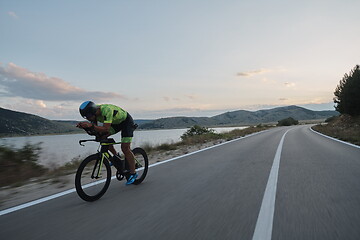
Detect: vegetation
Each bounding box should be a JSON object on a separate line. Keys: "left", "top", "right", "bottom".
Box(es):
{"left": 312, "top": 115, "right": 360, "bottom": 146}
{"left": 181, "top": 125, "right": 216, "bottom": 140}
{"left": 143, "top": 125, "right": 272, "bottom": 153}
{"left": 334, "top": 65, "right": 360, "bottom": 116}
{"left": 313, "top": 65, "right": 360, "bottom": 146}
{"left": 0, "top": 143, "right": 47, "bottom": 187}
{"left": 0, "top": 142, "right": 85, "bottom": 187}
{"left": 277, "top": 117, "right": 299, "bottom": 126}
{"left": 48, "top": 157, "right": 83, "bottom": 177}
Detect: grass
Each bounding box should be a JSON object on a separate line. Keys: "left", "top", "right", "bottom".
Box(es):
{"left": 312, "top": 115, "right": 360, "bottom": 146}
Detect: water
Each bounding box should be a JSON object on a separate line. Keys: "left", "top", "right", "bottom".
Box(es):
{"left": 0, "top": 126, "right": 247, "bottom": 167}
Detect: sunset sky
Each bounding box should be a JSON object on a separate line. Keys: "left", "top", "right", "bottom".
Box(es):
{"left": 1, "top": 0, "right": 359, "bottom": 120}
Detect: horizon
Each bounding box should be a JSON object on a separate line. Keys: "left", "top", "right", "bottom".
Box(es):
{"left": 1, "top": 103, "right": 337, "bottom": 121}
{"left": 0, "top": 1, "right": 358, "bottom": 120}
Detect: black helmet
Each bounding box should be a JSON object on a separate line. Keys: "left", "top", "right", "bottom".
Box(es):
{"left": 79, "top": 101, "right": 97, "bottom": 119}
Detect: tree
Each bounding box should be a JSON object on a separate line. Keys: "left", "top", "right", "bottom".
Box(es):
{"left": 334, "top": 65, "right": 360, "bottom": 116}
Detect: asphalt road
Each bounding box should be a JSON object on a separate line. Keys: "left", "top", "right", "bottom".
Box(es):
{"left": 1, "top": 125, "right": 360, "bottom": 240}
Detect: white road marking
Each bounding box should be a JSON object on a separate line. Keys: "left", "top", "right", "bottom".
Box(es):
{"left": 252, "top": 129, "right": 291, "bottom": 240}
{"left": 310, "top": 127, "right": 360, "bottom": 149}
{"left": 0, "top": 130, "right": 268, "bottom": 217}
{"left": 0, "top": 189, "right": 75, "bottom": 216}
{"left": 0, "top": 176, "right": 116, "bottom": 217}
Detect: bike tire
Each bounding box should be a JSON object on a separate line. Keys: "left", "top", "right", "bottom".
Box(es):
{"left": 132, "top": 147, "right": 149, "bottom": 185}
{"left": 75, "top": 154, "right": 112, "bottom": 202}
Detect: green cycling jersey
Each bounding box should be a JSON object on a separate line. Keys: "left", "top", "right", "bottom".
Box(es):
{"left": 96, "top": 104, "right": 128, "bottom": 125}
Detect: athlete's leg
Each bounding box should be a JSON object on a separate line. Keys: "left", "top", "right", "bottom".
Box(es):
{"left": 109, "top": 145, "right": 117, "bottom": 156}
{"left": 121, "top": 142, "right": 136, "bottom": 174}
{"left": 119, "top": 113, "right": 136, "bottom": 174}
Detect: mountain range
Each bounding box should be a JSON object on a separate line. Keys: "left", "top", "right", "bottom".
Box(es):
{"left": 0, "top": 105, "right": 339, "bottom": 137}
{"left": 0, "top": 107, "right": 82, "bottom": 137}
{"left": 139, "top": 105, "right": 339, "bottom": 129}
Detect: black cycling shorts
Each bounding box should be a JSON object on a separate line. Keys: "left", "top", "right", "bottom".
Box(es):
{"left": 110, "top": 113, "right": 135, "bottom": 143}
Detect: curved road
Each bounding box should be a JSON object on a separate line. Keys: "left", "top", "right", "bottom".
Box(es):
{"left": 1, "top": 125, "right": 360, "bottom": 239}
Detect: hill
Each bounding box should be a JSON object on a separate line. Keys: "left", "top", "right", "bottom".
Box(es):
{"left": 0, "top": 105, "right": 339, "bottom": 136}
{"left": 139, "top": 106, "right": 339, "bottom": 129}
{"left": 0, "top": 108, "right": 81, "bottom": 137}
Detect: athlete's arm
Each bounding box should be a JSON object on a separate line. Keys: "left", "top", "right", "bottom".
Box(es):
{"left": 92, "top": 123, "right": 111, "bottom": 134}
{"left": 76, "top": 121, "right": 110, "bottom": 134}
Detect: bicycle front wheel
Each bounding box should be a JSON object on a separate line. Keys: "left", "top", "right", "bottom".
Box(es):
{"left": 132, "top": 147, "right": 149, "bottom": 185}
{"left": 75, "top": 154, "right": 111, "bottom": 202}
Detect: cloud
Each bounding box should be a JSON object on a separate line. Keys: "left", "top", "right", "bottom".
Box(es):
{"left": 34, "top": 100, "right": 47, "bottom": 108}
{"left": 0, "top": 63, "right": 125, "bottom": 101}
{"left": 284, "top": 82, "right": 296, "bottom": 87}
{"left": 185, "top": 94, "right": 198, "bottom": 100}
{"left": 2, "top": 98, "right": 80, "bottom": 120}
{"left": 261, "top": 78, "right": 278, "bottom": 84}
{"left": 236, "top": 69, "right": 271, "bottom": 77}
{"left": 8, "top": 11, "right": 18, "bottom": 19}
{"left": 133, "top": 106, "right": 223, "bottom": 119}
{"left": 162, "top": 94, "right": 199, "bottom": 102}
{"left": 162, "top": 96, "right": 183, "bottom": 102}
{"left": 237, "top": 67, "right": 288, "bottom": 78}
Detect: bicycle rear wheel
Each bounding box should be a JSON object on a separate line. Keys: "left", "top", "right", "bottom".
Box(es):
{"left": 132, "top": 147, "right": 149, "bottom": 185}
{"left": 75, "top": 154, "right": 111, "bottom": 202}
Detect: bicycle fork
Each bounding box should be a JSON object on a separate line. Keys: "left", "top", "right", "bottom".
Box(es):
{"left": 91, "top": 153, "right": 110, "bottom": 179}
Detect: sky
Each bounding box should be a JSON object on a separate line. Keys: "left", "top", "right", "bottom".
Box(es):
{"left": 1, "top": 0, "right": 359, "bottom": 120}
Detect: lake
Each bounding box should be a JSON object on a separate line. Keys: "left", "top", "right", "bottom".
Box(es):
{"left": 0, "top": 126, "right": 247, "bottom": 167}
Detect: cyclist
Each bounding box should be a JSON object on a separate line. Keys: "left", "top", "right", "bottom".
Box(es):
{"left": 76, "top": 101, "right": 138, "bottom": 185}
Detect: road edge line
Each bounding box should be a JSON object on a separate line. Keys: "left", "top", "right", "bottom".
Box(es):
{"left": 310, "top": 127, "right": 360, "bottom": 149}
{"left": 0, "top": 129, "right": 270, "bottom": 217}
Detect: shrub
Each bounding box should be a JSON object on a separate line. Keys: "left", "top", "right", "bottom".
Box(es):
{"left": 181, "top": 125, "right": 215, "bottom": 140}
{"left": 277, "top": 117, "right": 299, "bottom": 126}
{"left": 155, "top": 143, "right": 178, "bottom": 151}
{"left": 325, "top": 116, "right": 338, "bottom": 123}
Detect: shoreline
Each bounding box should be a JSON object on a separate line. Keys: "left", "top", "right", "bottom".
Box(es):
{"left": 0, "top": 137, "right": 234, "bottom": 211}
{"left": 0, "top": 124, "right": 252, "bottom": 139}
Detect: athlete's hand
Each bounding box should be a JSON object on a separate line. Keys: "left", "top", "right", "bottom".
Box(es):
{"left": 76, "top": 122, "right": 92, "bottom": 129}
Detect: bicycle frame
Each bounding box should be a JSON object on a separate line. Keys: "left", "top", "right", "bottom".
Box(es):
{"left": 80, "top": 138, "right": 120, "bottom": 178}
{"left": 76, "top": 124, "right": 147, "bottom": 202}
{"left": 79, "top": 137, "right": 144, "bottom": 178}
{"left": 92, "top": 152, "right": 109, "bottom": 179}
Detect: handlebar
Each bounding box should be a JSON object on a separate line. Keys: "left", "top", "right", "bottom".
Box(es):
{"left": 79, "top": 138, "right": 118, "bottom": 146}
{"left": 78, "top": 127, "right": 102, "bottom": 146}
{"left": 79, "top": 139, "right": 97, "bottom": 146}
{"left": 78, "top": 123, "right": 138, "bottom": 146}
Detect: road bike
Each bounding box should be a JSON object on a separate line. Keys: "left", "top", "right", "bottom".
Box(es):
{"left": 75, "top": 127, "right": 149, "bottom": 202}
